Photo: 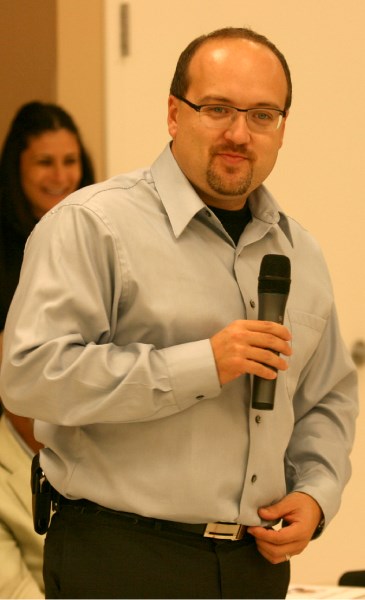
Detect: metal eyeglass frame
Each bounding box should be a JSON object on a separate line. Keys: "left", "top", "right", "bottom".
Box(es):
{"left": 175, "top": 95, "right": 287, "bottom": 131}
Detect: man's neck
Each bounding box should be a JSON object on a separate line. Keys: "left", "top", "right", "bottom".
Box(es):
{"left": 208, "top": 202, "right": 252, "bottom": 245}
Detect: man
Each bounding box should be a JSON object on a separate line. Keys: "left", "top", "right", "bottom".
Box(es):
{"left": 0, "top": 28, "right": 358, "bottom": 599}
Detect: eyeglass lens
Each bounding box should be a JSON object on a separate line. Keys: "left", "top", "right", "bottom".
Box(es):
{"left": 199, "top": 106, "right": 282, "bottom": 131}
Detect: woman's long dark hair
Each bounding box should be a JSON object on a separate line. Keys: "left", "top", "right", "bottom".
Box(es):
{"left": 0, "top": 101, "right": 95, "bottom": 330}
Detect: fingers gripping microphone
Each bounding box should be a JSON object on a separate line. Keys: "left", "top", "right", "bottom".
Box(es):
{"left": 251, "top": 254, "right": 291, "bottom": 410}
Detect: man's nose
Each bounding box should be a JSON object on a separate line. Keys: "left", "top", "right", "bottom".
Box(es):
{"left": 224, "top": 112, "right": 251, "bottom": 144}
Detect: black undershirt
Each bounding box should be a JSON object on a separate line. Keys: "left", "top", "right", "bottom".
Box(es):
{"left": 208, "top": 202, "right": 252, "bottom": 245}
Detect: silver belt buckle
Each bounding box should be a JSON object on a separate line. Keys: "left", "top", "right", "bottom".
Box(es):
{"left": 204, "top": 522, "right": 246, "bottom": 541}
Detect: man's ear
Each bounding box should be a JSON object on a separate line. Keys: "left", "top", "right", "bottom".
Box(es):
{"left": 167, "top": 95, "right": 179, "bottom": 138}
{"left": 278, "top": 109, "right": 289, "bottom": 148}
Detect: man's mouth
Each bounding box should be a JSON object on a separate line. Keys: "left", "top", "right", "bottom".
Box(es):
{"left": 212, "top": 145, "right": 254, "bottom": 164}
{"left": 217, "top": 152, "right": 248, "bottom": 163}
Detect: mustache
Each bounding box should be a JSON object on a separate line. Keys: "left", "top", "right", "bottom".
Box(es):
{"left": 210, "top": 144, "right": 256, "bottom": 160}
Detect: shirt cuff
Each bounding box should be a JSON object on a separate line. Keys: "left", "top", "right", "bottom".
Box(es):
{"left": 161, "top": 339, "right": 221, "bottom": 410}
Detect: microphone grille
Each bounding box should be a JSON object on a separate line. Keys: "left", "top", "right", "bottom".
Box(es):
{"left": 258, "top": 254, "right": 291, "bottom": 294}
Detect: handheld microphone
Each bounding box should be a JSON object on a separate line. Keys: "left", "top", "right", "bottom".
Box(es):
{"left": 251, "top": 254, "right": 291, "bottom": 410}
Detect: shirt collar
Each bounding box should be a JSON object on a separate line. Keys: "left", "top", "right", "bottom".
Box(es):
{"left": 151, "top": 144, "right": 205, "bottom": 238}
{"left": 248, "top": 186, "right": 293, "bottom": 247}
{"left": 151, "top": 143, "right": 293, "bottom": 247}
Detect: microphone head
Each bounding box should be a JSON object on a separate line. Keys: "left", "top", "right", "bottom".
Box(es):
{"left": 258, "top": 254, "right": 291, "bottom": 294}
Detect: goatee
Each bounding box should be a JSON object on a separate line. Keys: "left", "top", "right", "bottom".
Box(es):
{"left": 206, "top": 159, "right": 253, "bottom": 197}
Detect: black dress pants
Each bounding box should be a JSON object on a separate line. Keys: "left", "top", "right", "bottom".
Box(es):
{"left": 44, "top": 503, "right": 290, "bottom": 599}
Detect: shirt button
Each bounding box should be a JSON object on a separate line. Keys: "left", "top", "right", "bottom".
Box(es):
{"left": 251, "top": 475, "right": 257, "bottom": 483}
{"left": 250, "top": 300, "right": 256, "bottom": 308}
{"left": 255, "top": 415, "right": 261, "bottom": 424}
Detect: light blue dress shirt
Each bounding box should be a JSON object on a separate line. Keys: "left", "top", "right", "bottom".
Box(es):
{"left": 0, "top": 144, "right": 358, "bottom": 527}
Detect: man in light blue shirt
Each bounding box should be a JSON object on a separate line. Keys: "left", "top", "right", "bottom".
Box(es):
{"left": 0, "top": 27, "right": 358, "bottom": 599}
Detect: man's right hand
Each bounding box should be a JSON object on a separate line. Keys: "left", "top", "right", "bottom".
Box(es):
{"left": 210, "top": 320, "right": 292, "bottom": 386}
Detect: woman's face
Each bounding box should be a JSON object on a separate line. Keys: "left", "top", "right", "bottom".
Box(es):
{"left": 20, "top": 128, "right": 83, "bottom": 218}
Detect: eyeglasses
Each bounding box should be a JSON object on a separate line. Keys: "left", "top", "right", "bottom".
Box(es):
{"left": 176, "top": 96, "right": 286, "bottom": 133}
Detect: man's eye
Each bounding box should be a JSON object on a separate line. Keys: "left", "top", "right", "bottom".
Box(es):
{"left": 204, "top": 106, "right": 230, "bottom": 117}
{"left": 252, "top": 110, "right": 274, "bottom": 121}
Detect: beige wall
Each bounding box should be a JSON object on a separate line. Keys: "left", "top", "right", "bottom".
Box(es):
{"left": 57, "top": 0, "right": 105, "bottom": 180}
{"left": 0, "top": 0, "right": 57, "bottom": 146}
{"left": 0, "top": 0, "right": 105, "bottom": 181}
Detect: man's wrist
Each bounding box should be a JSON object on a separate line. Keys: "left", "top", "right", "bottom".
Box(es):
{"left": 311, "top": 515, "right": 325, "bottom": 539}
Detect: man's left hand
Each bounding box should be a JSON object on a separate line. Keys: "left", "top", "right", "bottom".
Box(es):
{"left": 247, "top": 492, "right": 323, "bottom": 564}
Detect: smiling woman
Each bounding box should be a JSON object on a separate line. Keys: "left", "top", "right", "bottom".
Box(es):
{"left": 0, "top": 101, "right": 95, "bottom": 332}
{"left": 19, "top": 128, "right": 83, "bottom": 219}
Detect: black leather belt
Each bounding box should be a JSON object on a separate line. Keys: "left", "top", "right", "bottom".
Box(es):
{"left": 55, "top": 494, "right": 247, "bottom": 541}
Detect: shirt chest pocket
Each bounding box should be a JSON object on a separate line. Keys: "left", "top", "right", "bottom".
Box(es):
{"left": 285, "top": 308, "right": 327, "bottom": 400}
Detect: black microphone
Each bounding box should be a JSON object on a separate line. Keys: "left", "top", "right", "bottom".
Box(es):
{"left": 251, "top": 254, "right": 291, "bottom": 410}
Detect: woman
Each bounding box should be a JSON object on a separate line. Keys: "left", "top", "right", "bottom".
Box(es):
{"left": 0, "top": 100, "right": 95, "bottom": 331}
{"left": 0, "top": 101, "right": 95, "bottom": 598}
